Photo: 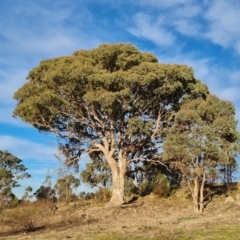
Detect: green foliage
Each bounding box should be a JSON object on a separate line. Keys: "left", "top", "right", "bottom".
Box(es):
{"left": 163, "top": 94, "right": 239, "bottom": 176}
{"left": 54, "top": 174, "right": 80, "bottom": 203}
{"left": 13, "top": 43, "right": 208, "bottom": 204}
{"left": 152, "top": 174, "right": 171, "bottom": 198}
{"left": 80, "top": 153, "right": 111, "bottom": 188}
{"left": 163, "top": 95, "right": 240, "bottom": 211}
{"left": 95, "top": 187, "right": 112, "bottom": 201}
{"left": 78, "top": 191, "right": 95, "bottom": 200}
{"left": 33, "top": 186, "right": 56, "bottom": 201}
{"left": 138, "top": 181, "right": 153, "bottom": 196}
{"left": 6, "top": 195, "right": 19, "bottom": 209}
{"left": 13, "top": 42, "right": 208, "bottom": 157}
{"left": 0, "top": 150, "right": 30, "bottom": 208}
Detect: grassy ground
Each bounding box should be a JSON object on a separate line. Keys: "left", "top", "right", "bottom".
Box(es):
{"left": 1, "top": 191, "right": 240, "bottom": 240}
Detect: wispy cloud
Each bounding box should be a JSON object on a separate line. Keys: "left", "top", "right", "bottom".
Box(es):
{"left": 0, "top": 1, "right": 103, "bottom": 127}
{"left": 127, "top": 0, "right": 240, "bottom": 55}
{"left": 0, "top": 1, "right": 101, "bottom": 59}
{"left": 128, "top": 13, "right": 175, "bottom": 46}
{"left": 0, "top": 69, "right": 28, "bottom": 105}
{"left": 173, "top": 20, "right": 201, "bottom": 36}
{"left": 0, "top": 107, "right": 27, "bottom": 127}
{"left": 217, "top": 87, "right": 240, "bottom": 102}
{"left": 230, "top": 70, "right": 240, "bottom": 83}
{"left": 139, "top": 0, "right": 195, "bottom": 8}
{"left": 204, "top": 0, "right": 240, "bottom": 53}
{"left": 172, "top": 4, "right": 201, "bottom": 18}
{"left": 0, "top": 135, "right": 56, "bottom": 162}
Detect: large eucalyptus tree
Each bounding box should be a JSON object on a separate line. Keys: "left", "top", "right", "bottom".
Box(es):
{"left": 13, "top": 43, "right": 208, "bottom": 206}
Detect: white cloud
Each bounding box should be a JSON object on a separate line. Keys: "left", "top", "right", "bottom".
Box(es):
{"left": 217, "top": 87, "right": 240, "bottom": 102}
{"left": 0, "top": 68, "right": 32, "bottom": 127}
{"left": 0, "top": 135, "right": 56, "bottom": 162}
{"left": 0, "top": 1, "right": 100, "bottom": 58}
{"left": 128, "top": 13, "right": 175, "bottom": 46}
{"left": 128, "top": 0, "right": 240, "bottom": 55}
{"left": 173, "top": 20, "right": 201, "bottom": 36}
{"left": 173, "top": 4, "right": 201, "bottom": 18}
{"left": 139, "top": 0, "right": 195, "bottom": 8}
{"left": 0, "top": 2, "right": 102, "bottom": 128}
{"left": 204, "top": 0, "right": 240, "bottom": 53}
{"left": 0, "top": 69, "right": 28, "bottom": 105}
{"left": 230, "top": 70, "right": 240, "bottom": 83}
{"left": 0, "top": 107, "right": 27, "bottom": 127}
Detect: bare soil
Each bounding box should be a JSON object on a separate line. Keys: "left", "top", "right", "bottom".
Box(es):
{"left": 1, "top": 192, "right": 240, "bottom": 240}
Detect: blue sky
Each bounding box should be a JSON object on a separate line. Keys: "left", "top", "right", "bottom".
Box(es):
{"left": 0, "top": 0, "right": 240, "bottom": 198}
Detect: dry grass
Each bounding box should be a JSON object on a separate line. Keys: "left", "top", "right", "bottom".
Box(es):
{"left": 1, "top": 189, "right": 240, "bottom": 239}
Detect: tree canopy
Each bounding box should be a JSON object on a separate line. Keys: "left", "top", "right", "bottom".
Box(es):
{"left": 34, "top": 186, "right": 56, "bottom": 201}
{"left": 54, "top": 174, "right": 80, "bottom": 203}
{"left": 0, "top": 150, "right": 30, "bottom": 207}
{"left": 162, "top": 95, "right": 240, "bottom": 213}
{"left": 13, "top": 43, "right": 208, "bottom": 206}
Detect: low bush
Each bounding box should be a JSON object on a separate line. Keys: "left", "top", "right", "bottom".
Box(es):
{"left": 138, "top": 181, "right": 153, "bottom": 196}
{"left": 152, "top": 174, "right": 171, "bottom": 198}
{"left": 3, "top": 205, "right": 49, "bottom": 232}
{"left": 95, "top": 187, "right": 111, "bottom": 201}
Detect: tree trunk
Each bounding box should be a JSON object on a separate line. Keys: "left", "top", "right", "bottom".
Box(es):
{"left": 107, "top": 153, "right": 127, "bottom": 207}
{"left": 193, "top": 177, "right": 199, "bottom": 213}
{"left": 108, "top": 169, "right": 125, "bottom": 206}
{"left": 66, "top": 180, "right": 70, "bottom": 204}
{"left": 199, "top": 172, "right": 206, "bottom": 213}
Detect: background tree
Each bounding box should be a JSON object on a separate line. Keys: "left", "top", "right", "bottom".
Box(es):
{"left": 163, "top": 95, "right": 240, "bottom": 213}
{"left": 54, "top": 174, "right": 80, "bottom": 203}
{"left": 22, "top": 186, "right": 33, "bottom": 201}
{"left": 0, "top": 150, "right": 30, "bottom": 208}
{"left": 34, "top": 185, "right": 56, "bottom": 202}
{"left": 34, "top": 173, "right": 56, "bottom": 202}
{"left": 54, "top": 151, "right": 80, "bottom": 203}
{"left": 13, "top": 43, "right": 208, "bottom": 206}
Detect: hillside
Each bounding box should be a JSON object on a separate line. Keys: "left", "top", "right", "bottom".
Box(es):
{"left": 1, "top": 188, "right": 240, "bottom": 240}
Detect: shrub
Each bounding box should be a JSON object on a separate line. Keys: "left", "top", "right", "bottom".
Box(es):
{"left": 3, "top": 205, "right": 48, "bottom": 232}
{"left": 95, "top": 187, "right": 111, "bottom": 201}
{"left": 138, "top": 181, "right": 153, "bottom": 196}
{"left": 85, "top": 192, "right": 95, "bottom": 200}
{"left": 152, "top": 174, "right": 171, "bottom": 198}
{"left": 6, "top": 196, "right": 19, "bottom": 209}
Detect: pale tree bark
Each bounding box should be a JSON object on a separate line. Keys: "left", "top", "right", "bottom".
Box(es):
{"left": 199, "top": 172, "right": 206, "bottom": 213}
{"left": 106, "top": 151, "right": 127, "bottom": 206}
{"left": 109, "top": 168, "right": 125, "bottom": 206}
{"left": 189, "top": 174, "right": 206, "bottom": 214}
{"left": 193, "top": 177, "right": 199, "bottom": 213}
